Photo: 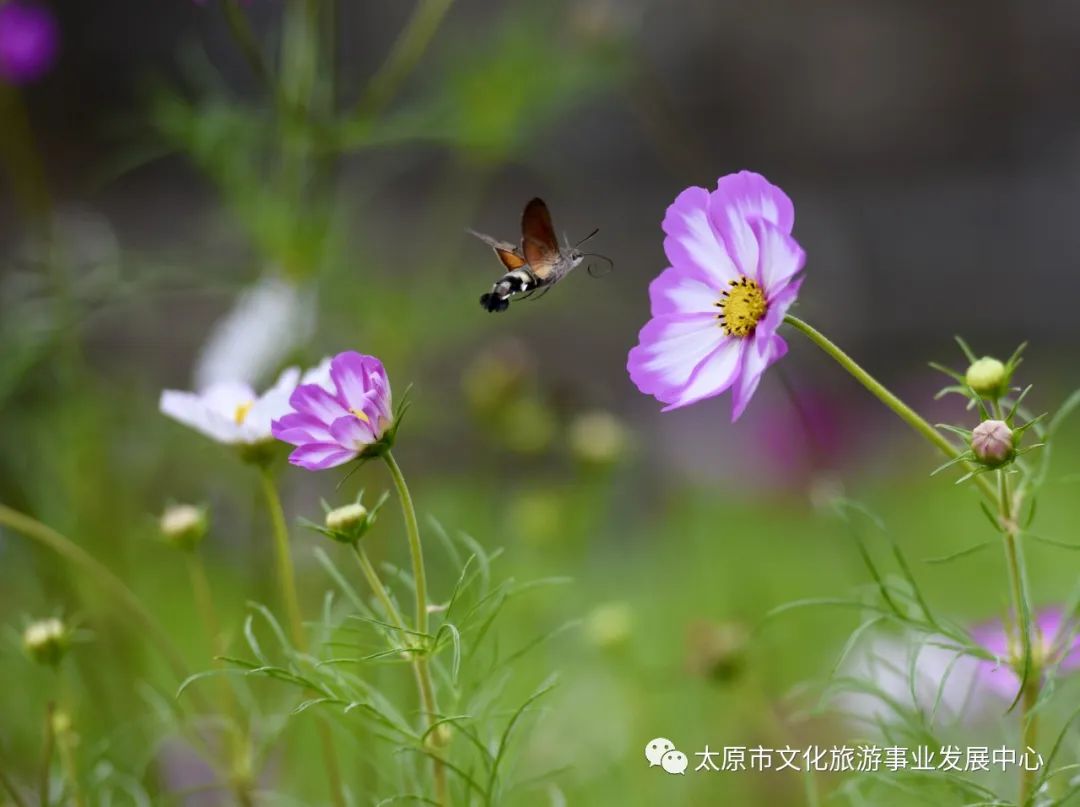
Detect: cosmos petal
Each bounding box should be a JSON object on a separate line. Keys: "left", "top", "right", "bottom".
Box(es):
{"left": 287, "top": 442, "right": 359, "bottom": 471}
{"left": 329, "top": 414, "right": 377, "bottom": 449}
{"left": 662, "top": 186, "right": 739, "bottom": 287}
{"left": 628, "top": 313, "right": 729, "bottom": 401}
{"left": 289, "top": 382, "right": 349, "bottom": 426}
{"left": 659, "top": 337, "right": 743, "bottom": 411}
{"left": 730, "top": 333, "right": 788, "bottom": 422}
{"left": 750, "top": 218, "right": 805, "bottom": 293}
{"left": 648, "top": 265, "right": 721, "bottom": 317}
{"left": 272, "top": 412, "right": 334, "bottom": 446}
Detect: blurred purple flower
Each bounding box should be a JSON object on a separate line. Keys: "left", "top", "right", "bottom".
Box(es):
{"left": 272, "top": 351, "right": 394, "bottom": 470}
{"left": 627, "top": 171, "right": 805, "bottom": 420}
{"left": 841, "top": 609, "right": 1080, "bottom": 732}
{"left": 0, "top": 1, "right": 58, "bottom": 84}
{"left": 753, "top": 387, "right": 851, "bottom": 478}
{"left": 972, "top": 607, "right": 1080, "bottom": 699}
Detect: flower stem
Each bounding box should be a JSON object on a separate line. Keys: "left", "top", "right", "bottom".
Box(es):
{"left": 997, "top": 466, "right": 1038, "bottom": 805}
{"left": 185, "top": 553, "right": 255, "bottom": 804}
{"left": 257, "top": 471, "right": 346, "bottom": 807}
{"left": 382, "top": 451, "right": 449, "bottom": 806}
{"left": 351, "top": 544, "right": 408, "bottom": 632}
{"left": 258, "top": 470, "right": 306, "bottom": 646}
{"left": 352, "top": 0, "right": 455, "bottom": 122}
{"left": 383, "top": 452, "right": 428, "bottom": 634}
{"left": 784, "top": 315, "right": 995, "bottom": 499}
{"left": 0, "top": 504, "right": 191, "bottom": 684}
{"left": 0, "top": 762, "right": 28, "bottom": 807}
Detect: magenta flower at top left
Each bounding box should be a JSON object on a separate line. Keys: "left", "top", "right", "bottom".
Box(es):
{"left": 272, "top": 351, "right": 395, "bottom": 471}
{"left": 0, "top": 1, "right": 58, "bottom": 84}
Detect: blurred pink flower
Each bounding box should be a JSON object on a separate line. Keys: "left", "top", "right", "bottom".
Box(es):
{"left": 972, "top": 608, "right": 1080, "bottom": 699}
{"left": 0, "top": 1, "right": 58, "bottom": 84}
{"left": 272, "top": 351, "right": 394, "bottom": 470}
{"left": 627, "top": 171, "right": 805, "bottom": 420}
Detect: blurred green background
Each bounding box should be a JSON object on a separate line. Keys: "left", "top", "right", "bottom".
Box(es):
{"left": 4, "top": 1, "right": 1080, "bottom": 804}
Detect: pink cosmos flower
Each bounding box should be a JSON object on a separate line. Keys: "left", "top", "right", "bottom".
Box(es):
{"left": 972, "top": 607, "right": 1080, "bottom": 699}
{"left": 272, "top": 351, "right": 395, "bottom": 471}
{"left": 627, "top": 171, "right": 805, "bottom": 420}
{"left": 0, "top": 1, "right": 59, "bottom": 85}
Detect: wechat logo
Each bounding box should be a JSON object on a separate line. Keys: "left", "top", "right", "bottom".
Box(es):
{"left": 645, "top": 737, "right": 688, "bottom": 775}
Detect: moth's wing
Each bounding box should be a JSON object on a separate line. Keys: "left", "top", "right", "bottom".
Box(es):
{"left": 496, "top": 248, "right": 527, "bottom": 270}
{"left": 468, "top": 228, "right": 528, "bottom": 270}
{"left": 521, "top": 198, "right": 560, "bottom": 281}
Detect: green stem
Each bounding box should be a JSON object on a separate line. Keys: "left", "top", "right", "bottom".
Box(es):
{"left": 0, "top": 761, "right": 28, "bottom": 807}
{"left": 221, "top": 0, "right": 276, "bottom": 97}
{"left": 185, "top": 553, "right": 255, "bottom": 805}
{"left": 256, "top": 471, "right": 346, "bottom": 807}
{"left": 258, "top": 470, "right": 306, "bottom": 647}
{"left": 382, "top": 451, "right": 448, "bottom": 806}
{"left": 0, "top": 504, "right": 190, "bottom": 683}
{"left": 350, "top": 541, "right": 443, "bottom": 782}
{"left": 998, "top": 467, "right": 1038, "bottom": 805}
{"left": 351, "top": 543, "right": 408, "bottom": 632}
{"left": 383, "top": 452, "right": 428, "bottom": 634}
{"left": 38, "top": 703, "right": 54, "bottom": 807}
{"left": 52, "top": 705, "right": 85, "bottom": 807}
{"left": 784, "top": 315, "right": 995, "bottom": 500}
{"left": 352, "top": 0, "right": 455, "bottom": 123}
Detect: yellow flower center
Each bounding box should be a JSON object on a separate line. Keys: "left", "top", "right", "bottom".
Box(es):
{"left": 716, "top": 276, "right": 768, "bottom": 338}
{"left": 349, "top": 407, "right": 370, "bottom": 423}
{"left": 233, "top": 401, "right": 254, "bottom": 425}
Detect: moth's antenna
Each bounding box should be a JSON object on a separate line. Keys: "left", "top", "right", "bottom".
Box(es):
{"left": 574, "top": 228, "right": 600, "bottom": 249}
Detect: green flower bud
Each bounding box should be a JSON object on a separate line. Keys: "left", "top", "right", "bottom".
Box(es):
{"left": 569, "top": 411, "right": 628, "bottom": 466}
{"left": 325, "top": 502, "right": 370, "bottom": 543}
{"left": 965, "top": 357, "right": 1008, "bottom": 398}
{"left": 304, "top": 492, "right": 385, "bottom": 545}
{"left": 971, "top": 419, "right": 1015, "bottom": 466}
{"left": 23, "top": 618, "right": 69, "bottom": 667}
{"left": 584, "top": 601, "right": 633, "bottom": 649}
{"left": 160, "top": 504, "right": 208, "bottom": 551}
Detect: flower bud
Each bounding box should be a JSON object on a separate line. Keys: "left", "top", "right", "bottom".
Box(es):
{"left": 325, "top": 502, "right": 370, "bottom": 543}
{"left": 971, "top": 419, "right": 1015, "bottom": 466}
{"left": 23, "top": 618, "right": 69, "bottom": 667}
{"left": 965, "top": 357, "right": 1008, "bottom": 398}
{"left": 306, "top": 494, "right": 384, "bottom": 545}
{"left": 569, "top": 411, "right": 628, "bottom": 466}
{"left": 584, "top": 601, "right": 633, "bottom": 649}
{"left": 685, "top": 620, "right": 748, "bottom": 684}
{"left": 160, "top": 504, "right": 208, "bottom": 551}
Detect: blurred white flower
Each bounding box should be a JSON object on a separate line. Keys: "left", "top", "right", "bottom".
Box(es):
{"left": 194, "top": 274, "right": 316, "bottom": 390}
{"left": 161, "top": 360, "right": 329, "bottom": 447}
{"left": 836, "top": 631, "right": 984, "bottom": 729}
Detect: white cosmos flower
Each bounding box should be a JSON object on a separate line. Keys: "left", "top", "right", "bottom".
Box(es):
{"left": 835, "top": 630, "right": 985, "bottom": 730}
{"left": 161, "top": 359, "right": 331, "bottom": 446}
{"left": 194, "top": 274, "right": 316, "bottom": 390}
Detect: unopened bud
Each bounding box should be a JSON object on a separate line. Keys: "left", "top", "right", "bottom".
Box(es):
{"left": 309, "top": 494, "right": 385, "bottom": 545}
{"left": 325, "top": 503, "right": 369, "bottom": 543}
{"left": 23, "top": 618, "right": 69, "bottom": 667}
{"left": 584, "top": 601, "right": 634, "bottom": 649}
{"left": 965, "top": 357, "right": 1008, "bottom": 398}
{"left": 971, "top": 419, "right": 1014, "bottom": 466}
{"left": 685, "top": 620, "right": 748, "bottom": 684}
{"left": 569, "top": 411, "right": 628, "bottom": 466}
{"left": 160, "top": 504, "right": 208, "bottom": 551}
